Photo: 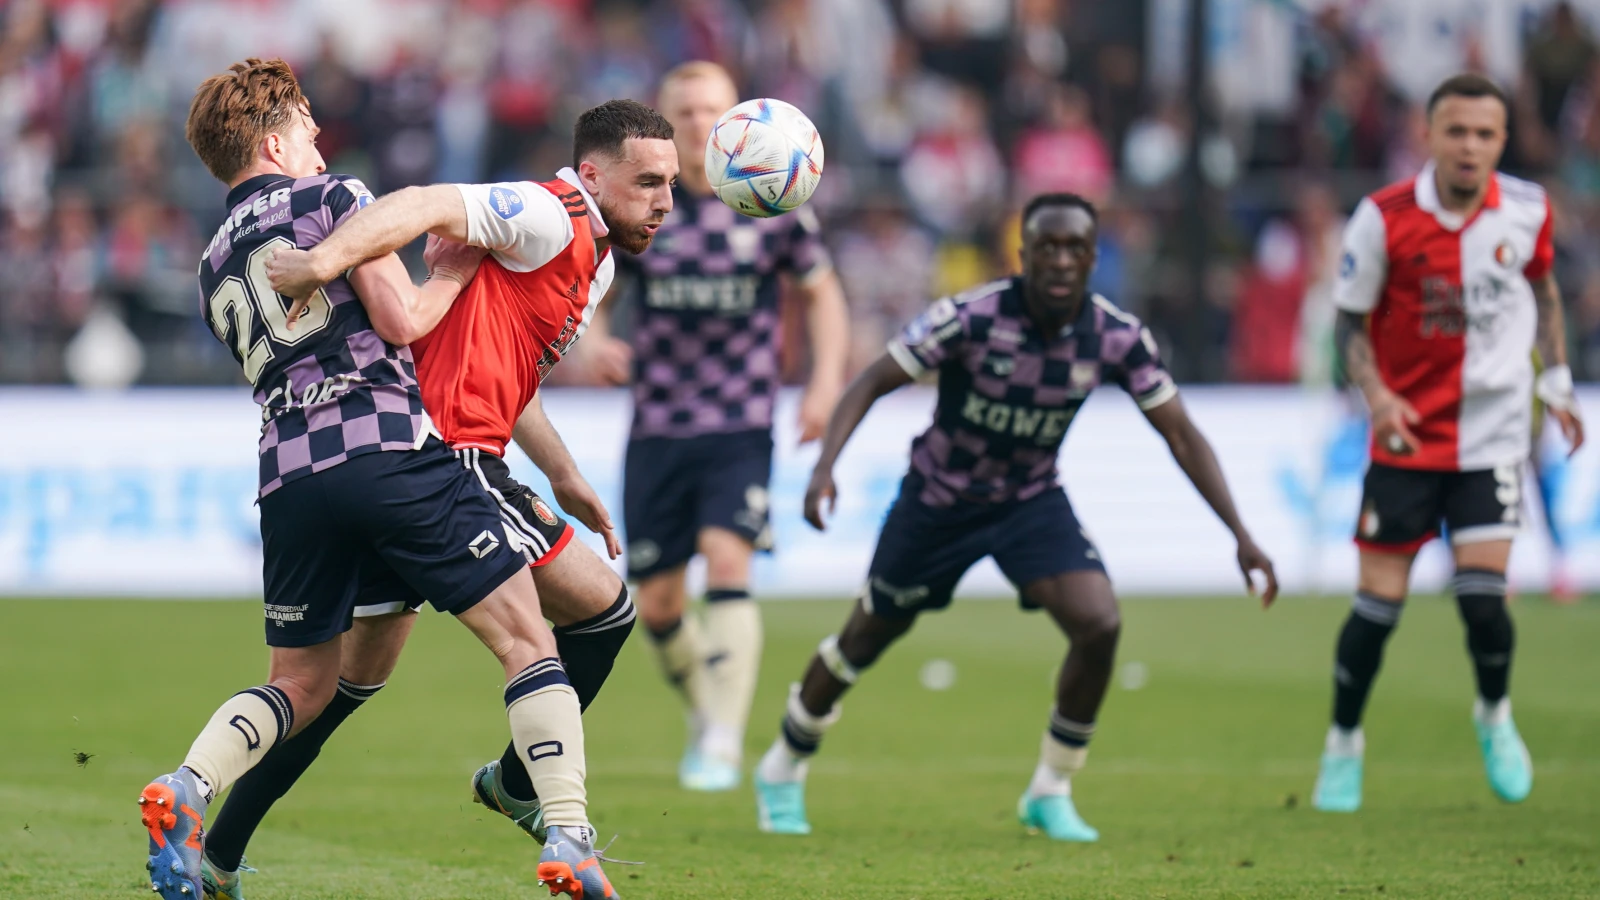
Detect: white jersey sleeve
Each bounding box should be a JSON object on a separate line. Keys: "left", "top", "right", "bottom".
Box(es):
{"left": 1333, "top": 197, "right": 1389, "bottom": 314}
{"left": 455, "top": 182, "right": 575, "bottom": 273}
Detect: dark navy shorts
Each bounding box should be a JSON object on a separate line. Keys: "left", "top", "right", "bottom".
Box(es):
{"left": 1355, "top": 462, "right": 1522, "bottom": 554}
{"left": 348, "top": 447, "right": 576, "bottom": 618}
{"left": 257, "top": 437, "right": 527, "bottom": 647}
{"left": 863, "top": 473, "right": 1106, "bottom": 618}
{"left": 623, "top": 429, "right": 773, "bottom": 580}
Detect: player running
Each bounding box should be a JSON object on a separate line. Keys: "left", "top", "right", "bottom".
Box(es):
{"left": 143, "top": 59, "right": 615, "bottom": 900}
{"left": 196, "top": 101, "right": 672, "bottom": 890}
{"left": 582, "top": 61, "right": 849, "bottom": 791}
{"left": 750, "top": 193, "right": 1279, "bottom": 840}
{"left": 1313, "top": 74, "right": 1584, "bottom": 813}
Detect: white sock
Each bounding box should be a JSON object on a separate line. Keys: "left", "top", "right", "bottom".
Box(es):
{"left": 701, "top": 596, "right": 762, "bottom": 762}
{"left": 758, "top": 684, "right": 840, "bottom": 783}
{"left": 505, "top": 659, "right": 588, "bottom": 830}
{"left": 757, "top": 736, "right": 808, "bottom": 784}
{"left": 1325, "top": 724, "right": 1365, "bottom": 756}
{"left": 648, "top": 616, "right": 708, "bottom": 714}
{"left": 1474, "top": 696, "right": 1511, "bottom": 726}
{"left": 181, "top": 686, "right": 294, "bottom": 803}
{"left": 1030, "top": 730, "right": 1088, "bottom": 798}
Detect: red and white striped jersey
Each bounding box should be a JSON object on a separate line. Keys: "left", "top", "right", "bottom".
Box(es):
{"left": 1334, "top": 161, "right": 1554, "bottom": 472}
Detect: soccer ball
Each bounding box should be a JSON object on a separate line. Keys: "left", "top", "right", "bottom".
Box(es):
{"left": 704, "top": 98, "right": 824, "bottom": 218}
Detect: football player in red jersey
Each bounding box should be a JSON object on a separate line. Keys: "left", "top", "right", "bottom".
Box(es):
{"left": 1314, "top": 73, "right": 1584, "bottom": 814}
{"left": 199, "top": 100, "right": 678, "bottom": 900}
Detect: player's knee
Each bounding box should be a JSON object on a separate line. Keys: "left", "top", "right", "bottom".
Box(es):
{"left": 270, "top": 670, "right": 337, "bottom": 725}
{"left": 701, "top": 537, "right": 753, "bottom": 586}
{"left": 1071, "top": 609, "right": 1121, "bottom": 657}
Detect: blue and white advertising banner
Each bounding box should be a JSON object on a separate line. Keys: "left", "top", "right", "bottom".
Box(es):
{"left": 2, "top": 386, "right": 1597, "bottom": 598}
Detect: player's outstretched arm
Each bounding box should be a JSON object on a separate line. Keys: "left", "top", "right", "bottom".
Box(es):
{"left": 512, "top": 392, "right": 621, "bottom": 559}
{"left": 804, "top": 353, "right": 913, "bottom": 531}
{"left": 1531, "top": 272, "right": 1586, "bottom": 455}
{"left": 346, "top": 236, "right": 486, "bottom": 346}
{"left": 268, "top": 185, "right": 472, "bottom": 301}
{"left": 1142, "top": 395, "right": 1279, "bottom": 606}
{"left": 795, "top": 270, "right": 851, "bottom": 443}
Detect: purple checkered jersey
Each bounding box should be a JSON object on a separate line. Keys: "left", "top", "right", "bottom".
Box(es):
{"left": 888, "top": 277, "right": 1178, "bottom": 507}
{"left": 615, "top": 186, "right": 832, "bottom": 438}
{"left": 198, "top": 174, "right": 431, "bottom": 497}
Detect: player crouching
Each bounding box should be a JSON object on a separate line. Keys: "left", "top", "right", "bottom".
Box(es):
{"left": 751, "top": 194, "right": 1279, "bottom": 840}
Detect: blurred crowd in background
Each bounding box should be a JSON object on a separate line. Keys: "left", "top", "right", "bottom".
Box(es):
{"left": 7, "top": 0, "right": 1600, "bottom": 388}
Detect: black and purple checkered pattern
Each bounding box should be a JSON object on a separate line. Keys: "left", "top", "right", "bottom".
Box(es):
{"left": 888, "top": 277, "right": 1177, "bottom": 507}
{"left": 616, "top": 187, "right": 830, "bottom": 438}
{"left": 199, "top": 173, "right": 430, "bottom": 497}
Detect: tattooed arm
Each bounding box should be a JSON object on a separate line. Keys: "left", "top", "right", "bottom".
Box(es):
{"left": 1531, "top": 272, "right": 1585, "bottom": 454}
{"left": 1336, "top": 309, "right": 1420, "bottom": 456}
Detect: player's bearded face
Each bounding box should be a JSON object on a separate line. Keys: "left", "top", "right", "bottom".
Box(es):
{"left": 592, "top": 138, "right": 679, "bottom": 255}
{"left": 1426, "top": 96, "right": 1506, "bottom": 201}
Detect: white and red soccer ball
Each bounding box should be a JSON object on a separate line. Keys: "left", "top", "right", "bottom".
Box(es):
{"left": 704, "top": 98, "right": 824, "bottom": 218}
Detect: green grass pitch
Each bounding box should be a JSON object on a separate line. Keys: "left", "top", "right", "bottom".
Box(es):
{"left": 2, "top": 596, "right": 1597, "bottom": 899}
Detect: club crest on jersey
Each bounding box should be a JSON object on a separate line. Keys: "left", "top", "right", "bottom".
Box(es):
{"left": 532, "top": 498, "right": 559, "bottom": 527}
{"left": 488, "top": 186, "right": 524, "bottom": 220}
{"left": 1494, "top": 240, "right": 1518, "bottom": 269}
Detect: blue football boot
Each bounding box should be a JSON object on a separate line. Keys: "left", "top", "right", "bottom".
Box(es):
{"left": 1476, "top": 713, "right": 1533, "bottom": 802}
{"left": 139, "top": 770, "right": 209, "bottom": 899}
{"left": 471, "top": 759, "right": 547, "bottom": 842}
{"left": 1018, "top": 792, "right": 1100, "bottom": 842}
{"left": 537, "top": 826, "right": 618, "bottom": 898}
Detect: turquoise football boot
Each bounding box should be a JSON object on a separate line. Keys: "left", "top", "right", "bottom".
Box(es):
{"left": 537, "top": 826, "right": 618, "bottom": 898}
{"left": 471, "top": 759, "right": 547, "bottom": 843}
{"left": 200, "top": 855, "right": 253, "bottom": 900}
{"left": 1018, "top": 792, "right": 1099, "bottom": 842}
{"left": 1312, "top": 751, "right": 1363, "bottom": 812}
{"left": 754, "top": 773, "right": 811, "bottom": 835}
{"left": 680, "top": 752, "right": 740, "bottom": 792}
{"left": 1476, "top": 714, "right": 1532, "bottom": 802}
{"left": 139, "top": 769, "right": 209, "bottom": 899}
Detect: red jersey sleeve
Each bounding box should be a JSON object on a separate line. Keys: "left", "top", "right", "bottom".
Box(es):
{"left": 1524, "top": 195, "right": 1555, "bottom": 281}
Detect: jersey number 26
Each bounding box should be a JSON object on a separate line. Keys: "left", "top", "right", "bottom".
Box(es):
{"left": 205, "top": 237, "right": 332, "bottom": 384}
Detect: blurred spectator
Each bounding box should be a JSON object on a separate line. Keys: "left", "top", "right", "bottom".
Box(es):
{"left": 831, "top": 194, "right": 937, "bottom": 372}
{"left": 3, "top": 0, "right": 1600, "bottom": 388}
{"left": 1011, "top": 83, "right": 1113, "bottom": 204}
{"left": 900, "top": 83, "right": 1004, "bottom": 236}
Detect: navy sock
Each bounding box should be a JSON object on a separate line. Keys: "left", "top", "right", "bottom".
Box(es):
{"left": 1332, "top": 592, "right": 1401, "bottom": 730}
{"left": 1453, "top": 570, "right": 1513, "bottom": 703}
{"left": 204, "top": 679, "right": 381, "bottom": 872}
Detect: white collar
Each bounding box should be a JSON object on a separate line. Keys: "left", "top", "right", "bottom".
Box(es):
{"left": 1414, "top": 160, "right": 1499, "bottom": 232}
{"left": 557, "top": 167, "right": 609, "bottom": 237}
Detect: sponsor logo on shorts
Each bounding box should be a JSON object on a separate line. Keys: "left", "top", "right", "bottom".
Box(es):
{"left": 532, "top": 498, "right": 559, "bottom": 527}
{"left": 870, "top": 576, "right": 930, "bottom": 609}
{"left": 265, "top": 602, "right": 308, "bottom": 627}
{"left": 629, "top": 539, "right": 661, "bottom": 571}
{"left": 469, "top": 529, "right": 502, "bottom": 558}
{"left": 734, "top": 484, "right": 771, "bottom": 536}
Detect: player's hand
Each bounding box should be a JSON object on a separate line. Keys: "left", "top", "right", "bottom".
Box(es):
{"left": 1368, "top": 388, "right": 1421, "bottom": 456}
{"left": 423, "top": 234, "right": 487, "bottom": 288}
{"left": 265, "top": 247, "right": 330, "bottom": 328}
{"left": 797, "top": 382, "right": 840, "bottom": 444}
{"left": 1237, "top": 536, "right": 1279, "bottom": 608}
{"left": 803, "top": 467, "right": 837, "bottom": 532}
{"left": 1552, "top": 406, "right": 1585, "bottom": 457}
{"left": 589, "top": 337, "right": 632, "bottom": 386}
{"left": 550, "top": 474, "right": 622, "bottom": 560}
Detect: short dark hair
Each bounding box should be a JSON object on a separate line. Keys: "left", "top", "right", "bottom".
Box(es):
{"left": 573, "top": 99, "right": 674, "bottom": 166}
{"left": 1426, "top": 73, "right": 1509, "bottom": 117}
{"left": 1022, "top": 193, "right": 1098, "bottom": 230}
